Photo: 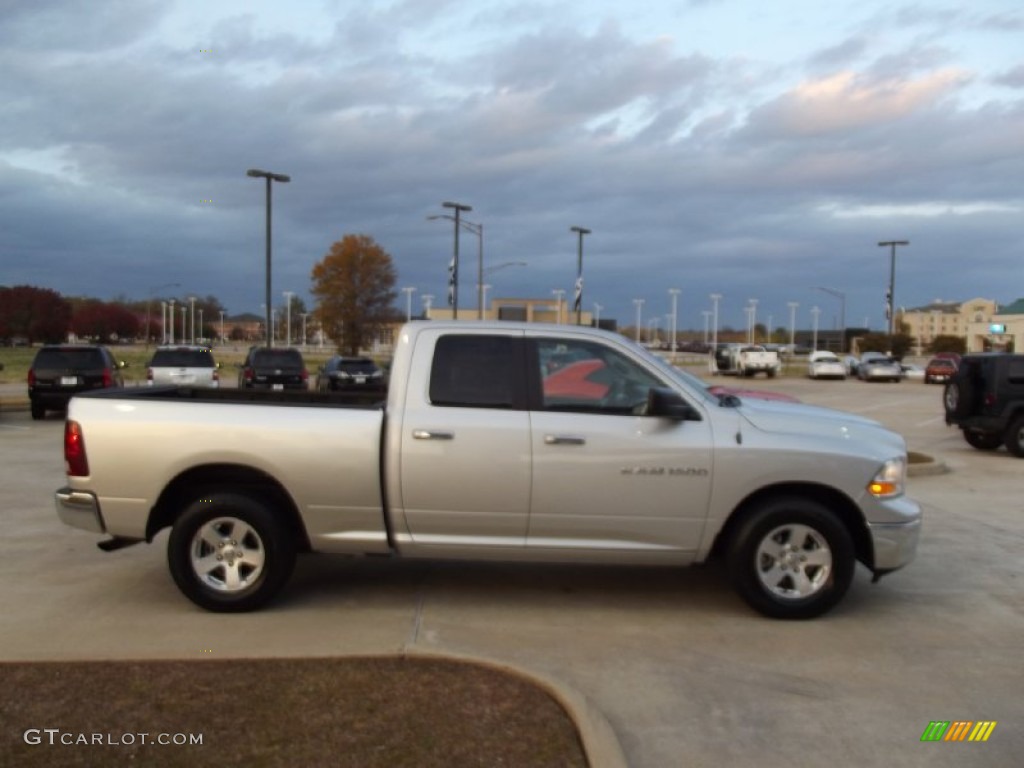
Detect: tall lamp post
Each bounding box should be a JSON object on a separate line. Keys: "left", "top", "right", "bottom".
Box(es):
{"left": 570, "top": 226, "right": 591, "bottom": 325}
{"left": 811, "top": 306, "right": 821, "bottom": 350}
{"left": 247, "top": 168, "right": 291, "bottom": 347}
{"left": 283, "top": 291, "right": 294, "bottom": 346}
{"left": 188, "top": 296, "right": 196, "bottom": 344}
{"left": 668, "top": 288, "right": 681, "bottom": 358}
{"left": 633, "top": 298, "right": 645, "bottom": 343}
{"left": 552, "top": 289, "right": 566, "bottom": 324}
{"left": 787, "top": 302, "right": 799, "bottom": 349}
{"left": 146, "top": 282, "right": 179, "bottom": 347}
{"left": 441, "top": 201, "right": 472, "bottom": 319}
{"left": 429, "top": 210, "right": 481, "bottom": 319}
{"left": 815, "top": 286, "right": 847, "bottom": 352}
{"left": 401, "top": 287, "right": 417, "bottom": 322}
{"left": 168, "top": 299, "right": 176, "bottom": 343}
{"left": 593, "top": 302, "right": 603, "bottom": 325}
{"left": 709, "top": 293, "right": 722, "bottom": 371}
{"left": 747, "top": 298, "right": 758, "bottom": 343}
{"left": 878, "top": 240, "right": 909, "bottom": 336}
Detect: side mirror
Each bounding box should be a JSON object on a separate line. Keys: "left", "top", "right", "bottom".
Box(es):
{"left": 646, "top": 387, "right": 701, "bottom": 421}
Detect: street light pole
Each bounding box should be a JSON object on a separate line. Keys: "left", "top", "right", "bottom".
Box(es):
{"left": 593, "top": 302, "right": 602, "bottom": 325}
{"left": 402, "top": 287, "right": 417, "bottom": 322}
{"left": 747, "top": 298, "right": 758, "bottom": 343}
{"left": 709, "top": 293, "right": 722, "bottom": 371}
{"left": 669, "top": 288, "right": 681, "bottom": 359}
{"left": 441, "top": 201, "right": 472, "bottom": 320}
{"left": 283, "top": 291, "right": 294, "bottom": 346}
{"left": 815, "top": 286, "right": 847, "bottom": 352}
{"left": 570, "top": 226, "right": 591, "bottom": 325}
{"left": 878, "top": 240, "right": 909, "bottom": 336}
{"left": 168, "top": 300, "right": 175, "bottom": 343}
{"left": 247, "top": 168, "right": 290, "bottom": 348}
{"left": 188, "top": 297, "right": 196, "bottom": 344}
{"left": 552, "top": 289, "right": 565, "bottom": 324}
{"left": 633, "top": 299, "right": 645, "bottom": 343}
{"left": 811, "top": 306, "right": 821, "bottom": 350}
{"left": 787, "top": 302, "right": 799, "bottom": 349}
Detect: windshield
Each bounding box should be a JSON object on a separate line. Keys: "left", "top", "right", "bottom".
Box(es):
{"left": 629, "top": 341, "right": 721, "bottom": 404}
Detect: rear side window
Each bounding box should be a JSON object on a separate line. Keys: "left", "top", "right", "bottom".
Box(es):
{"left": 33, "top": 348, "right": 105, "bottom": 369}
{"left": 151, "top": 349, "right": 215, "bottom": 367}
{"left": 252, "top": 350, "right": 303, "bottom": 368}
{"left": 1007, "top": 360, "right": 1024, "bottom": 385}
{"left": 429, "top": 335, "right": 520, "bottom": 408}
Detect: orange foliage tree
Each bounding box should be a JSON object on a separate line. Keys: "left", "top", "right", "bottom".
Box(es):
{"left": 311, "top": 234, "right": 398, "bottom": 355}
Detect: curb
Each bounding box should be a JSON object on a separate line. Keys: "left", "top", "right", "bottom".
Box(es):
{"left": 907, "top": 451, "right": 949, "bottom": 477}
{"left": 404, "top": 650, "right": 628, "bottom": 768}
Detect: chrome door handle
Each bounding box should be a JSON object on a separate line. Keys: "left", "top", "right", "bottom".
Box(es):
{"left": 412, "top": 429, "right": 454, "bottom": 440}
{"left": 544, "top": 435, "right": 586, "bottom": 445}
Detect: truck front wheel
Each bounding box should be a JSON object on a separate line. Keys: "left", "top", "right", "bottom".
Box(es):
{"left": 727, "top": 497, "right": 855, "bottom": 619}
{"left": 168, "top": 492, "right": 296, "bottom": 612}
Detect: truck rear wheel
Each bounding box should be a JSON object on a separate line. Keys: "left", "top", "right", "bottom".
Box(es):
{"left": 726, "top": 497, "right": 854, "bottom": 619}
{"left": 168, "top": 492, "right": 296, "bottom": 612}
{"left": 1004, "top": 415, "right": 1024, "bottom": 458}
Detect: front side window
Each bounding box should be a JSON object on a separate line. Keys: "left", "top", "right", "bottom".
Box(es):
{"left": 535, "top": 339, "right": 664, "bottom": 414}
{"left": 429, "top": 335, "right": 521, "bottom": 408}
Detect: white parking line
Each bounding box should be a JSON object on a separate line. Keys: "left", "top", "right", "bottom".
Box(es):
{"left": 916, "top": 415, "right": 947, "bottom": 427}
{"left": 0, "top": 424, "right": 30, "bottom": 432}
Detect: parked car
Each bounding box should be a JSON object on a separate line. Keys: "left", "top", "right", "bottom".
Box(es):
{"left": 316, "top": 356, "right": 386, "bottom": 393}
{"left": 807, "top": 351, "right": 846, "bottom": 380}
{"left": 944, "top": 353, "right": 1024, "bottom": 455}
{"left": 900, "top": 364, "right": 925, "bottom": 381}
{"left": 924, "top": 357, "right": 957, "bottom": 385}
{"left": 238, "top": 347, "right": 308, "bottom": 390}
{"left": 858, "top": 353, "right": 902, "bottom": 382}
{"left": 28, "top": 345, "right": 126, "bottom": 420}
{"left": 147, "top": 346, "right": 220, "bottom": 388}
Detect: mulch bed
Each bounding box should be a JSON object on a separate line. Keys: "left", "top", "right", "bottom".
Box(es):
{"left": 1, "top": 656, "right": 588, "bottom": 767}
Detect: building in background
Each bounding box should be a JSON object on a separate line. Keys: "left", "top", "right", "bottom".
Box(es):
{"left": 899, "top": 298, "right": 998, "bottom": 352}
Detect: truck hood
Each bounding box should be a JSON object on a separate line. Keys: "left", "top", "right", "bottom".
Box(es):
{"left": 734, "top": 397, "right": 905, "bottom": 453}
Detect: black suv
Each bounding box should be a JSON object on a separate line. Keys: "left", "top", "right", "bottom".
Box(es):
{"left": 944, "top": 353, "right": 1024, "bottom": 456}
{"left": 315, "top": 356, "right": 386, "bottom": 393}
{"left": 28, "top": 345, "right": 126, "bottom": 420}
{"left": 238, "top": 347, "right": 308, "bottom": 390}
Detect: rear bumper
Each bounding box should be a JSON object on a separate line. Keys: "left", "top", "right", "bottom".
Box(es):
{"left": 55, "top": 487, "right": 105, "bottom": 534}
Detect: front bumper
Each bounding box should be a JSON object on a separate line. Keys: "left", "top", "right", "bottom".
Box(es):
{"left": 868, "top": 516, "right": 921, "bottom": 574}
{"left": 55, "top": 487, "right": 105, "bottom": 534}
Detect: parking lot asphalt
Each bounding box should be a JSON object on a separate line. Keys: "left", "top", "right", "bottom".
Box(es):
{"left": 1, "top": 375, "right": 1021, "bottom": 767}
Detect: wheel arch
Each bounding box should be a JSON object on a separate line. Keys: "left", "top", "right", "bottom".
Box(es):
{"left": 711, "top": 482, "right": 874, "bottom": 567}
{"left": 146, "top": 464, "right": 312, "bottom": 552}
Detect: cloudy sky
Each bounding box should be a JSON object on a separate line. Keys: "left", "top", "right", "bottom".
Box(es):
{"left": 2, "top": 0, "right": 1022, "bottom": 333}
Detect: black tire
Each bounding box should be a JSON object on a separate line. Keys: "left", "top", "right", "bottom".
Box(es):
{"left": 168, "top": 492, "right": 296, "bottom": 612}
{"left": 1003, "top": 414, "right": 1024, "bottom": 458}
{"left": 944, "top": 379, "right": 975, "bottom": 418}
{"left": 726, "top": 497, "right": 855, "bottom": 619}
{"left": 30, "top": 403, "right": 45, "bottom": 420}
{"left": 963, "top": 430, "right": 1002, "bottom": 451}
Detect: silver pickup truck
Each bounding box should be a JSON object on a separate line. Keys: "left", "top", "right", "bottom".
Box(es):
{"left": 56, "top": 322, "right": 920, "bottom": 619}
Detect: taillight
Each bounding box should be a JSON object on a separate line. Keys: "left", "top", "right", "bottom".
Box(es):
{"left": 102, "top": 368, "right": 113, "bottom": 387}
{"left": 64, "top": 420, "right": 90, "bottom": 477}
{"left": 147, "top": 367, "right": 154, "bottom": 382}
{"left": 28, "top": 369, "right": 36, "bottom": 387}
{"left": 301, "top": 368, "right": 309, "bottom": 382}
{"left": 244, "top": 367, "right": 254, "bottom": 382}
{"left": 984, "top": 393, "right": 997, "bottom": 407}
{"left": 213, "top": 369, "right": 220, "bottom": 383}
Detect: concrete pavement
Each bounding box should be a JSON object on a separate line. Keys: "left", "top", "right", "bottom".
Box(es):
{"left": 1, "top": 377, "right": 1021, "bottom": 767}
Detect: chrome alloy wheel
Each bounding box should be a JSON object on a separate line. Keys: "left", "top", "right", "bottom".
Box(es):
{"left": 755, "top": 523, "right": 833, "bottom": 600}
{"left": 189, "top": 517, "right": 267, "bottom": 592}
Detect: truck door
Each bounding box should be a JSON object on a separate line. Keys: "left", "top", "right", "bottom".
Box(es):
{"left": 526, "top": 336, "right": 714, "bottom": 557}
{"left": 393, "top": 331, "right": 532, "bottom": 548}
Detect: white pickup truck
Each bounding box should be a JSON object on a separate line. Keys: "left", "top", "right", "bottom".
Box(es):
{"left": 56, "top": 322, "right": 920, "bottom": 619}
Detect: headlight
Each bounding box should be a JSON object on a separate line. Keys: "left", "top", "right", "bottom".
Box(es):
{"left": 868, "top": 457, "right": 906, "bottom": 498}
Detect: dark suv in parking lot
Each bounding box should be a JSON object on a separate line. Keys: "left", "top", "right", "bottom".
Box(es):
{"left": 944, "top": 353, "right": 1024, "bottom": 455}
{"left": 28, "top": 345, "right": 126, "bottom": 420}
{"left": 315, "top": 356, "right": 386, "bottom": 393}
{"left": 238, "top": 347, "right": 308, "bottom": 390}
